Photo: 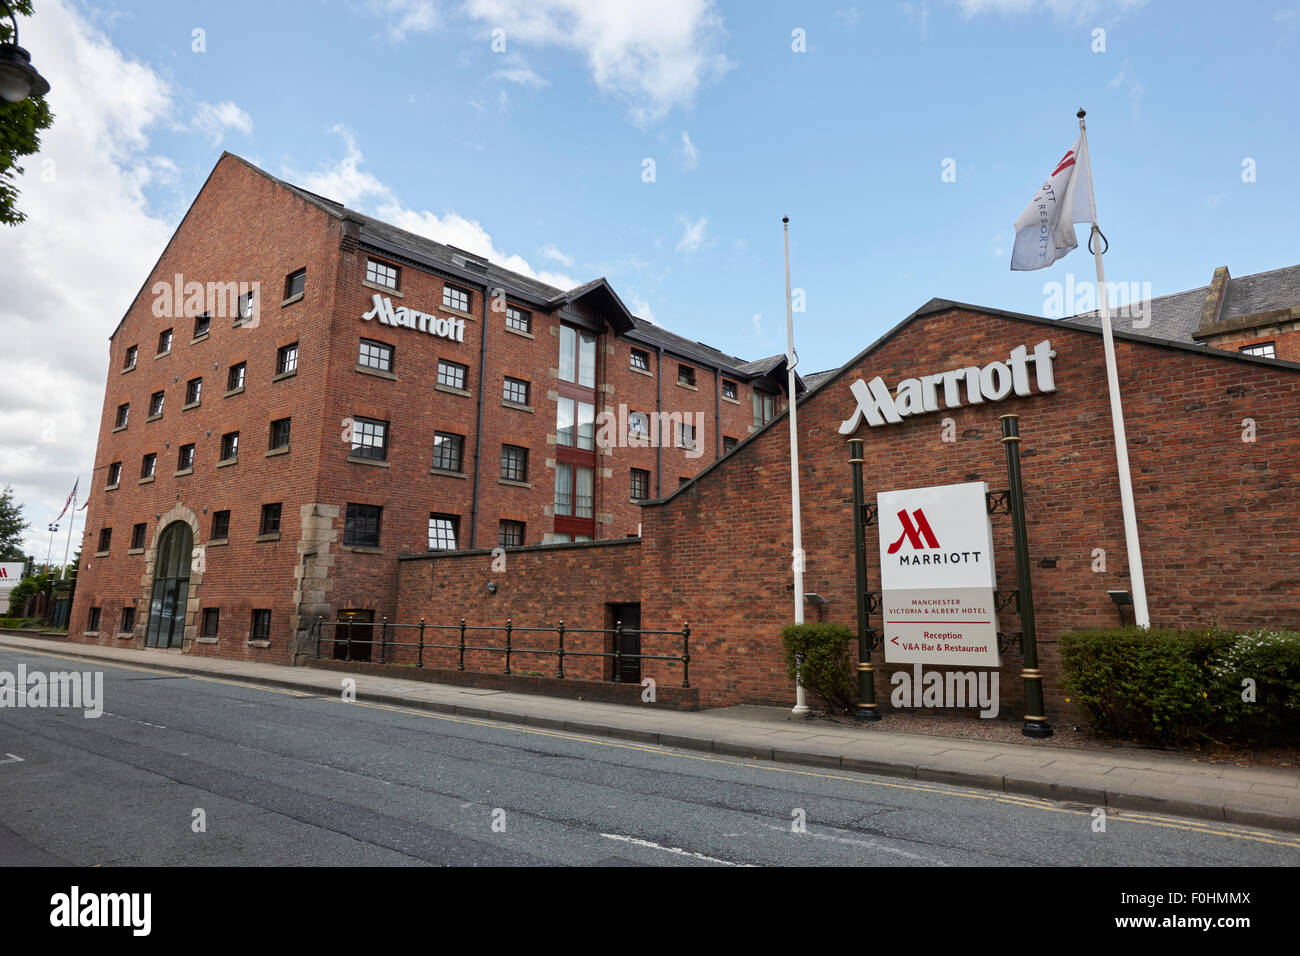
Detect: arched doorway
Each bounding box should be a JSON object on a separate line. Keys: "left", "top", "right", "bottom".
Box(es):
{"left": 146, "top": 521, "right": 192, "bottom": 648}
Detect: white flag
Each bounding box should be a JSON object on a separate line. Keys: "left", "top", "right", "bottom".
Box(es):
{"left": 1010, "top": 135, "right": 1094, "bottom": 271}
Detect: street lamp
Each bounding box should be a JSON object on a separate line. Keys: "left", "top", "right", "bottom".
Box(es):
{"left": 0, "top": 1, "right": 50, "bottom": 103}
{"left": 44, "top": 522, "right": 57, "bottom": 575}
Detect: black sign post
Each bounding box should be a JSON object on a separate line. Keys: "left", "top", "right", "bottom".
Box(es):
{"left": 847, "top": 438, "right": 881, "bottom": 721}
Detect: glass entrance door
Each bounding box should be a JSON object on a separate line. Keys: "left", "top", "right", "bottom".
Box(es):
{"left": 145, "top": 522, "right": 192, "bottom": 649}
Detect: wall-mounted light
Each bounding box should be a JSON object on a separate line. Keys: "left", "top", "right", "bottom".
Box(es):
{"left": 486, "top": 581, "right": 498, "bottom": 594}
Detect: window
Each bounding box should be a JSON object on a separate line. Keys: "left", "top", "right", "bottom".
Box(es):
{"left": 194, "top": 313, "right": 210, "bottom": 339}
{"left": 140, "top": 453, "right": 156, "bottom": 479}
{"left": 220, "top": 431, "right": 239, "bottom": 462}
{"left": 432, "top": 432, "right": 464, "bottom": 472}
{"left": 148, "top": 390, "right": 165, "bottom": 417}
{"left": 629, "top": 411, "right": 650, "bottom": 439}
{"left": 124, "top": 345, "right": 137, "bottom": 370}
{"left": 501, "top": 444, "right": 528, "bottom": 482}
{"left": 1240, "top": 342, "right": 1277, "bottom": 359}
{"left": 679, "top": 476, "right": 691, "bottom": 487}
{"left": 366, "top": 258, "right": 399, "bottom": 290}
{"left": 120, "top": 606, "right": 135, "bottom": 634}
{"left": 115, "top": 403, "right": 129, "bottom": 428}
{"left": 437, "top": 359, "right": 467, "bottom": 391}
{"left": 276, "top": 343, "right": 298, "bottom": 375}
{"left": 227, "top": 362, "right": 246, "bottom": 391}
{"left": 344, "top": 503, "right": 382, "bottom": 547}
{"left": 358, "top": 338, "right": 393, "bottom": 372}
{"left": 251, "top": 609, "right": 271, "bottom": 642}
{"left": 211, "top": 510, "right": 230, "bottom": 540}
{"left": 506, "top": 306, "right": 531, "bottom": 333}
{"left": 556, "top": 397, "right": 594, "bottom": 449}
{"left": 427, "top": 514, "right": 459, "bottom": 551}
{"left": 754, "top": 390, "right": 777, "bottom": 426}
{"left": 201, "top": 608, "right": 219, "bottom": 637}
{"left": 678, "top": 364, "right": 696, "bottom": 387}
{"left": 157, "top": 328, "right": 173, "bottom": 354}
{"left": 177, "top": 443, "right": 195, "bottom": 471}
{"left": 107, "top": 462, "right": 121, "bottom": 487}
{"left": 130, "top": 523, "right": 146, "bottom": 549}
{"left": 678, "top": 421, "right": 696, "bottom": 450}
{"left": 503, "top": 376, "right": 530, "bottom": 406}
{"left": 722, "top": 379, "right": 738, "bottom": 400}
{"left": 630, "top": 468, "right": 650, "bottom": 501}
{"left": 723, "top": 435, "right": 739, "bottom": 454}
{"left": 97, "top": 528, "right": 112, "bottom": 553}
{"left": 559, "top": 325, "right": 597, "bottom": 387}
{"left": 238, "top": 290, "right": 256, "bottom": 322}
{"left": 88, "top": 607, "right": 101, "bottom": 632}
{"left": 442, "top": 284, "right": 470, "bottom": 313}
{"left": 185, "top": 377, "right": 202, "bottom": 405}
{"left": 284, "top": 268, "right": 305, "bottom": 300}
{"left": 630, "top": 348, "right": 650, "bottom": 372}
{"left": 498, "top": 520, "right": 525, "bottom": 548}
{"left": 259, "top": 503, "right": 281, "bottom": 536}
{"left": 554, "top": 463, "right": 593, "bottom": 518}
{"left": 350, "top": 418, "right": 388, "bottom": 461}
{"left": 269, "top": 418, "right": 291, "bottom": 450}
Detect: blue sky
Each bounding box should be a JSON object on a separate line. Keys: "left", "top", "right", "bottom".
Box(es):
{"left": 3, "top": 0, "right": 1299, "bottom": 552}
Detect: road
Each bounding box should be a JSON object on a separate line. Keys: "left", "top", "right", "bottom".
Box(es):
{"left": 0, "top": 646, "right": 1296, "bottom": 866}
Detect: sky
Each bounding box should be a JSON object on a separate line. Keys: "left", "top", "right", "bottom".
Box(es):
{"left": 2, "top": 0, "right": 1298, "bottom": 558}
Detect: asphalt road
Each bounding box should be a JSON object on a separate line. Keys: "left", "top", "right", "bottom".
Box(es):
{"left": 0, "top": 646, "right": 1296, "bottom": 866}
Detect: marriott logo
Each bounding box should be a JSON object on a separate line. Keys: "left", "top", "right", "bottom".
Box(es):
{"left": 887, "top": 509, "right": 940, "bottom": 554}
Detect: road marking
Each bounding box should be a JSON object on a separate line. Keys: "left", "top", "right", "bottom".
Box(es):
{"left": 759, "top": 822, "right": 950, "bottom": 865}
{"left": 600, "top": 832, "right": 755, "bottom": 866}
{"left": 0, "top": 753, "right": 25, "bottom": 765}
{"left": 5, "top": 643, "right": 1298, "bottom": 851}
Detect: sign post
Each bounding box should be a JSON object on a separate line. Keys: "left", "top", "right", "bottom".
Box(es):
{"left": 847, "top": 438, "right": 881, "bottom": 721}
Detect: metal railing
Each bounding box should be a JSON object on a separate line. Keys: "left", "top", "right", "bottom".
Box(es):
{"left": 311, "top": 617, "right": 691, "bottom": 687}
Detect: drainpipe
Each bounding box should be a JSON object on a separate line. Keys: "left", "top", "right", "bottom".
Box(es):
{"left": 713, "top": 364, "right": 723, "bottom": 458}
{"left": 655, "top": 344, "right": 664, "bottom": 498}
{"left": 468, "top": 281, "right": 490, "bottom": 549}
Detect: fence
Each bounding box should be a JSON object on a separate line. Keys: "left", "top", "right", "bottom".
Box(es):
{"left": 310, "top": 617, "right": 691, "bottom": 687}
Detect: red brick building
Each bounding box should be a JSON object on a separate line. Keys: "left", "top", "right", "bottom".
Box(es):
{"left": 71, "top": 153, "right": 795, "bottom": 662}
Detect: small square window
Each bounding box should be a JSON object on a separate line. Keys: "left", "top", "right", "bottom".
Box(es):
{"left": 177, "top": 443, "right": 195, "bottom": 471}
{"left": 365, "top": 259, "right": 399, "bottom": 290}
{"left": 87, "top": 607, "right": 101, "bottom": 632}
{"left": 201, "top": 607, "right": 220, "bottom": 637}
{"left": 130, "top": 523, "right": 147, "bottom": 549}
{"left": 499, "top": 520, "right": 525, "bottom": 548}
{"left": 630, "top": 348, "right": 650, "bottom": 372}
{"left": 277, "top": 343, "right": 298, "bottom": 375}
{"left": 227, "top": 362, "right": 246, "bottom": 391}
{"left": 344, "top": 503, "right": 382, "bottom": 547}
{"left": 141, "top": 453, "right": 156, "bottom": 479}
{"left": 501, "top": 444, "right": 528, "bottom": 482}
{"left": 1239, "top": 342, "right": 1277, "bottom": 359}
{"left": 723, "top": 435, "right": 738, "bottom": 454}
{"left": 503, "top": 377, "right": 529, "bottom": 405}
{"left": 678, "top": 364, "right": 696, "bottom": 387}
{"left": 678, "top": 422, "right": 696, "bottom": 450}
{"left": 237, "top": 290, "right": 256, "bottom": 322}
{"left": 754, "top": 390, "right": 777, "bottom": 427}
{"left": 185, "top": 377, "right": 202, "bottom": 405}
{"left": 115, "top": 403, "right": 129, "bottom": 428}
{"left": 428, "top": 514, "right": 459, "bottom": 551}
{"left": 158, "top": 328, "right": 173, "bottom": 354}
{"left": 97, "top": 528, "right": 112, "bottom": 553}
{"left": 194, "top": 313, "right": 211, "bottom": 338}
{"left": 358, "top": 338, "right": 393, "bottom": 372}
{"left": 124, "top": 345, "right": 138, "bottom": 370}
{"left": 629, "top": 412, "right": 650, "bottom": 437}
{"left": 350, "top": 418, "right": 388, "bottom": 461}
{"left": 432, "top": 432, "right": 464, "bottom": 472}
{"left": 251, "top": 609, "right": 272, "bottom": 642}
{"left": 260, "top": 503, "right": 282, "bottom": 535}
{"left": 506, "top": 306, "right": 531, "bottom": 333}
{"left": 269, "top": 418, "right": 291, "bottom": 450}
{"left": 722, "top": 380, "right": 738, "bottom": 400}
{"left": 284, "top": 268, "right": 305, "bottom": 300}
{"left": 437, "top": 359, "right": 467, "bottom": 391}
{"left": 630, "top": 468, "right": 650, "bottom": 501}
{"left": 211, "top": 510, "right": 230, "bottom": 540}
{"left": 148, "top": 390, "right": 165, "bottom": 417}
{"left": 107, "top": 462, "right": 122, "bottom": 487}
{"left": 220, "top": 431, "right": 239, "bottom": 462}
{"left": 442, "top": 284, "right": 470, "bottom": 313}
{"left": 120, "top": 606, "right": 136, "bottom": 634}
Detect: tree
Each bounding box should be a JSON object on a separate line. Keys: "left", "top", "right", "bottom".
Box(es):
{"left": 0, "top": 485, "right": 30, "bottom": 560}
{"left": 0, "top": 1, "right": 54, "bottom": 226}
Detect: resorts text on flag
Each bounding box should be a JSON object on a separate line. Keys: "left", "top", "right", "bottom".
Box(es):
{"left": 1010, "top": 135, "right": 1094, "bottom": 271}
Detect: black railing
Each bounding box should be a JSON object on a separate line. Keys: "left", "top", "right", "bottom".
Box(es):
{"left": 310, "top": 617, "right": 691, "bottom": 688}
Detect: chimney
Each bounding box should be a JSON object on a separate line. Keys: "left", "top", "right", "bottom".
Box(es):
{"left": 1199, "top": 265, "right": 1231, "bottom": 328}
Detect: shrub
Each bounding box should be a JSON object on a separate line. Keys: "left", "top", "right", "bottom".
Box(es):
{"left": 6, "top": 571, "right": 51, "bottom": 617}
{"left": 781, "top": 622, "right": 857, "bottom": 714}
{"left": 1209, "top": 630, "right": 1300, "bottom": 741}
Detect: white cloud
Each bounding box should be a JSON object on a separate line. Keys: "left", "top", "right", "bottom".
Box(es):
{"left": 678, "top": 130, "right": 699, "bottom": 169}
{"left": 371, "top": 0, "right": 440, "bottom": 41}
{"left": 493, "top": 53, "right": 548, "bottom": 87}
{"left": 948, "top": 0, "right": 1147, "bottom": 20}
{"left": 0, "top": 0, "right": 176, "bottom": 557}
{"left": 288, "top": 126, "right": 579, "bottom": 290}
{"left": 628, "top": 295, "right": 655, "bottom": 322}
{"left": 898, "top": 2, "right": 930, "bottom": 40}
{"left": 461, "top": 0, "right": 732, "bottom": 124}
{"left": 191, "top": 101, "right": 253, "bottom": 145}
{"left": 540, "top": 244, "right": 574, "bottom": 267}
{"left": 674, "top": 214, "right": 708, "bottom": 253}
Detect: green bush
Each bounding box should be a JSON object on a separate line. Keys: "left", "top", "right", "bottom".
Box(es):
{"left": 1060, "top": 626, "right": 1300, "bottom": 746}
{"left": 0, "top": 616, "right": 41, "bottom": 629}
{"left": 6, "top": 571, "right": 51, "bottom": 617}
{"left": 781, "top": 622, "right": 857, "bottom": 714}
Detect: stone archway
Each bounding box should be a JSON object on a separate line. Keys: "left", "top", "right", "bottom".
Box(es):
{"left": 135, "top": 504, "right": 203, "bottom": 652}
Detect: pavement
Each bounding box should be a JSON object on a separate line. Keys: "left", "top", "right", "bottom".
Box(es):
{"left": 2, "top": 629, "right": 1298, "bottom": 835}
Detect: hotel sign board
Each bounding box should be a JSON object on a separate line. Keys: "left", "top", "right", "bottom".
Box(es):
{"left": 877, "top": 481, "right": 1001, "bottom": 667}
{"left": 361, "top": 293, "right": 466, "bottom": 343}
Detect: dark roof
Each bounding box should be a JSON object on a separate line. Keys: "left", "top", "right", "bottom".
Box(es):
{"left": 1069, "top": 264, "right": 1300, "bottom": 343}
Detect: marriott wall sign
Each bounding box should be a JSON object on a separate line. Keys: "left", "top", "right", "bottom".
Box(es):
{"left": 839, "top": 339, "right": 1057, "bottom": 432}
{"left": 362, "top": 293, "right": 466, "bottom": 343}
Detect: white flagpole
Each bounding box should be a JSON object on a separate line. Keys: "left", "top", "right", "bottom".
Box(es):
{"left": 783, "top": 216, "right": 810, "bottom": 716}
{"left": 1077, "top": 109, "right": 1150, "bottom": 627}
{"left": 60, "top": 486, "right": 76, "bottom": 581}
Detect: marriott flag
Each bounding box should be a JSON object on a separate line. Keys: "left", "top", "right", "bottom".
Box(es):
{"left": 1010, "top": 135, "right": 1094, "bottom": 271}
{"left": 54, "top": 478, "right": 78, "bottom": 522}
